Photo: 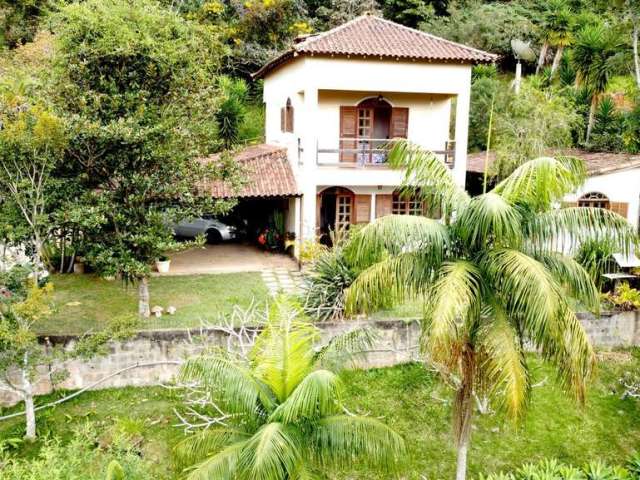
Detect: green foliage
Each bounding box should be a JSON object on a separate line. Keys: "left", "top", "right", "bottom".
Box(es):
{"left": 49, "top": 0, "right": 238, "bottom": 284}
{"left": 302, "top": 246, "right": 357, "bottom": 321}
{"left": 380, "top": 0, "right": 437, "bottom": 28}
{"left": 215, "top": 76, "right": 248, "bottom": 148}
{"left": 0, "top": 0, "right": 52, "bottom": 49}
{"left": 590, "top": 96, "right": 626, "bottom": 151}
{"left": 0, "top": 424, "right": 155, "bottom": 480}
{"left": 479, "top": 457, "right": 640, "bottom": 480}
{"left": 575, "top": 238, "right": 617, "bottom": 289}
{"left": 602, "top": 282, "right": 640, "bottom": 311}
{"left": 573, "top": 24, "right": 621, "bottom": 97}
{"left": 175, "top": 296, "right": 404, "bottom": 479}
{"left": 421, "top": 1, "right": 538, "bottom": 59}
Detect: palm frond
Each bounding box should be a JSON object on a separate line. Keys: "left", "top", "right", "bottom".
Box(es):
{"left": 312, "top": 415, "right": 405, "bottom": 471}
{"left": 238, "top": 422, "right": 302, "bottom": 480}
{"left": 524, "top": 206, "right": 636, "bottom": 255}
{"left": 387, "top": 139, "right": 470, "bottom": 213}
{"left": 544, "top": 306, "right": 595, "bottom": 403}
{"left": 478, "top": 305, "right": 530, "bottom": 420}
{"left": 314, "top": 326, "right": 378, "bottom": 371}
{"left": 175, "top": 428, "right": 247, "bottom": 470}
{"left": 344, "top": 251, "right": 435, "bottom": 314}
{"left": 179, "top": 356, "right": 275, "bottom": 416}
{"left": 269, "top": 370, "right": 342, "bottom": 423}
{"left": 455, "top": 192, "right": 523, "bottom": 250}
{"left": 423, "top": 261, "right": 482, "bottom": 364}
{"left": 532, "top": 251, "right": 600, "bottom": 312}
{"left": 344, "top": 214, "right": 450, "bottom": 270}
{"left": 494, "top": 156, "right": 586, "bottom": 211}
{"left": 482, "top": 249, "right": 561, "bottom": 346}
{"left": 252, "top": 297, "right": 319, "bottom": 402}
{"left": 185, "top": 440, "right": 245, "bottom": 480}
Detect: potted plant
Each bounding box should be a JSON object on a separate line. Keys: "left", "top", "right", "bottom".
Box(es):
{"left": 155, "top": 255, "right": 171, "bottom": 273}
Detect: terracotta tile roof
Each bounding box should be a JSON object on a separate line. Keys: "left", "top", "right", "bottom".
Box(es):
{"left": 466, "top": 149, "right": 640, "bottom": 176}
{"left": 201, "top": 144, "right": 300, "bottom": 198}
{"left": 254, "top": 15, "right": 497, "bottom": 78}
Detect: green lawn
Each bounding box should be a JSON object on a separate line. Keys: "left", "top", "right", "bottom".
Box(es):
{"left": 42, "top": 273, "right": 269, "bottom": 334}
{"left": 1, "top": 354, "right": 639, "bottom": 479}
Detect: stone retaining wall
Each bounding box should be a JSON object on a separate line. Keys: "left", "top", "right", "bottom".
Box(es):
{"left": 1, "top": 311, "right": 638, "bottom": 407}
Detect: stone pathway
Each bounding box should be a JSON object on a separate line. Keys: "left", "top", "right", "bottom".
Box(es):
{"left": 261, "top": 268, "right": 303, "bottom": 296}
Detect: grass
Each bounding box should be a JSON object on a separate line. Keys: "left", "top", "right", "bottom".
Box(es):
{"left": 1, "top": 353, "right": 639, "bottom": 479}
{"left": 42, "top": 273, "right": 269, "bottom": 335}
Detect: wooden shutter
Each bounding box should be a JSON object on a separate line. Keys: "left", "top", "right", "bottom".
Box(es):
{"left": 316, "top": 193, "right": 322, "bottom": 230}
{"left": 280, "top": 108, "right": 286, "bottom": 132}
{"left": 287, "top": 106, "right": 294, "bottom": 133}
{"left": 340, "top": 106, "right": 358, "bottom": 162}
{"left": 354, "top": 195, "right": 371, "bottom": 224}
{"left": 610, "top": 202, "right": 629, "bottom": 218}
{"left": 390, "top": 108, "right": 409, "bottom": 139}
{"left": 376, "top": 194, "right": 393, "bottom": 218}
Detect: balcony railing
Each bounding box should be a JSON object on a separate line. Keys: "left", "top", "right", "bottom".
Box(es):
{"left": 316, "top": 138, "right": 456, "bottom": 168}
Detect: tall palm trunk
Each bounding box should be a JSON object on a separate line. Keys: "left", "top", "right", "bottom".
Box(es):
{"left": 138, "top": 276, "right": 150, "bottom": 318}
{"left": 586, "top": 94, "right": 598, "bottom": 144}
{"left": 550, "top": 46, "right": 564, "bottom": 77}
{"left": 536, "top": 42, "right": 549, "bottom": 75}
{"left": 455, "top": 347, "right": 475, "bottom": 480}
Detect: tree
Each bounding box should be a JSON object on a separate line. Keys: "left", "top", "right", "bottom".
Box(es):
{"left": 615, "top": 0, "right": 640, "bottom": 88}
{"left": 547, "top": 0, "right": 574, "bottom": 77}
{"left": 0, "top": 267, "right": 136, "bottom": 440}
{"left": 174, "top": 296, "right": 405, "bottom": 479}
{"left": 422, "top": 1, "right": 537, "bottom": 61}
{"left": 536, "top": 0, "right": 573, "bottom": 75}
{"left": 342, "top": 141, "right": 636, "bottom": 480}
{"left": 51, "top": 0, "right": 238, "bottom": 317}
{"left": 572, "top": 24, "right": 621, "bottom": 143}
{"left": 0, "top": 92, "right": 66, "bottom": 283}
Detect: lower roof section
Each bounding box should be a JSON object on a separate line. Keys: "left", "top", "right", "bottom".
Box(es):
{"left": 200, "top": 144, "right": 300, "bottom": 199}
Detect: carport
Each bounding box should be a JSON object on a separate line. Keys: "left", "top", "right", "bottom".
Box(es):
{"left": 162, "top": 144, "right": 301, "bottom": 275}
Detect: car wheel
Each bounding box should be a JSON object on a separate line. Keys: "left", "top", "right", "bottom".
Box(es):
{"left": 206, "top": 229, "right": 223, "bottom": 244}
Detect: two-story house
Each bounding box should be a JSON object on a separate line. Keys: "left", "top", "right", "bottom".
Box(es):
{"left": 211, "top": 15, "right": 496, "bottom": 255}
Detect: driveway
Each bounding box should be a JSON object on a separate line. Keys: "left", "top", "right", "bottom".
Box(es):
{"left": 158, "top": 243, "right": 298, "bottom": 276}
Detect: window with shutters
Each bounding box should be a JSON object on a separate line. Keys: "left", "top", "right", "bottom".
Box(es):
{"left": 392, "top": 192, "right": 424, "bottom": 216}
{"left": 280, "top": 98, "right": 294, "bottom": 133}
{"left": 578, "top": 192, "right": 610, "bottom": 209}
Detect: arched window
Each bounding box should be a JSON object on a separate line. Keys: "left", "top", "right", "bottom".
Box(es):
{"left": 280, "top": 98, "right": 294, "bottom": 133}
{"left": 578, "top": 192, "right": 610, "bottom": 209}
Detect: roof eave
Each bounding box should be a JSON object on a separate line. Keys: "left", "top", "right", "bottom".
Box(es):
{"left": 254, "top": 50, "right": 498, "bottom": 79}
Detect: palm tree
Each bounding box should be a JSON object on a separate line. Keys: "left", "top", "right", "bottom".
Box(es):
{"left": 175, "top": 297, "right": 405, "bottom": 480}
{"left": 536, "top": 0, "right": 572, "bottom": 74}
{"left": 342, "top": 141, "right": 636, "bottom": 480}
{"left": 547, "top": 0, "right": 573, "bottom": 77}
{"left": 572, "top": 25, "right": 621, "bottom": 143}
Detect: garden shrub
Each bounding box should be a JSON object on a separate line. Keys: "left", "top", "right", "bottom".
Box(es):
{"left": 302, "top": 246, "right": 356, "bottom": 321}
{"left": 602, "top": 282, "right": 640, "bottom": 311}
{"left": 479, "top": 457, "right": 640, "bottom": 479}
{"left": 0, "top": 424, "right": 155, "bottom": 479}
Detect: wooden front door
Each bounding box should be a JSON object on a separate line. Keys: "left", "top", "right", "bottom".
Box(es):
{"left": 336, "top": 192, "right": 353, "bottom": 231}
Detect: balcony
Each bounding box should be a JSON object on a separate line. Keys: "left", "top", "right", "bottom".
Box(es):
{"left": 316, "top": 138, "right": 455, "bottom": 168}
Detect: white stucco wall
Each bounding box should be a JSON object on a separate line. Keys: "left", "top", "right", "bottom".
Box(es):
{"left": 262, "top": 56, "right": 473, "bottom": 240}
{"left": 564, "top": 167, "right": 640, "bottom": 229}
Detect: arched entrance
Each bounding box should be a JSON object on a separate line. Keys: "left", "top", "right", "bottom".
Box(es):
{"left": 317, "top": 187, "right": 355, "bottom": 244}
